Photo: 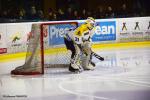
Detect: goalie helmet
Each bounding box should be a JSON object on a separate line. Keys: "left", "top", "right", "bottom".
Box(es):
{"left": 85, "top": 17, "right": 96, "bottom": 30}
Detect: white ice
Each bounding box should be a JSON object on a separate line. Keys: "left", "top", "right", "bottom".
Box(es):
{"left": 0, "top": 47, "right": 150, "bottom": 100}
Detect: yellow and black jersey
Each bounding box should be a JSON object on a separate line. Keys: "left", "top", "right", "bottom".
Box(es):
{"left": 73, "top": 23, "right": 94, "bottom": 44}
{"left": 74, "top": 23, "right": 90, "bottom": 36}
{"left": 65, "top": 23, "right": 95, "bottom": 44}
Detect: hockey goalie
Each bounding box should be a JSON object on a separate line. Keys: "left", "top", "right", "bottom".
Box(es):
{"left": 64, "top": 17, "right": 104, "bottom": 73}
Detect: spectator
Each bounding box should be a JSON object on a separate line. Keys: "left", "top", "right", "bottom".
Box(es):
{"left": 48, "top": 9, "right": 57, "bottom": 21}
{"left": 53, "top": 13, "right": 57, "bottom": 21}
{"left": 87, "top": 10, "right": 92, "bottom": 17}
{"left": 118, "top": 4, "right": 128, "bottom": 18}
{"left": 106, "top": 6, "right": 115, "bottom": 18}
{"left": 65, "top": 7, "right": 73, "bottom": 20}
{"left": 57, "top": 8, "right": 65, "bottom": 20}
{"left": 18, "top": 8, "right": 26, "bottom": 20}
{"left": 48, "top": 9, "right": 54, "bottom": 20}
{"left": 81, "top": 9, "right": 87, "bottom": 19}
{"left": 132, "top": 0, "right": 142, "bottom": 17}
{"left": 37, "top": 10, "right": 45, "bottom": 20}
{"left": 96, "top": 6, "right": 105, "bottom": 19}
{"left": 72, "top": 10, "right": 80, "bottom": 20}
{"left": 27, "top": 6, "right": 38, "bottom": 20}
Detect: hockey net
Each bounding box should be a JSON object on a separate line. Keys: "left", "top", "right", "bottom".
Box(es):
{"left": 11, "top": 21, "right": 78, "bottom": 75}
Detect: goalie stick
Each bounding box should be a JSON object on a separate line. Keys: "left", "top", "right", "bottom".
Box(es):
{"left": 91, "top": 51, "right": 104, "bottom": 61}
{"left": 90, "top": 51, "right": 104, "bottom": 67}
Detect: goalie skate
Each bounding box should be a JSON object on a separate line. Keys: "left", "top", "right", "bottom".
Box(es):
{"left": 69, "top": 64, "right": 82, "bottom": 73}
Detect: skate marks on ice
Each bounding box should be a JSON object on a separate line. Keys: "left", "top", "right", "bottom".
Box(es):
{"left": 92, "top": 47, "right": 150, "bottom": 76}
{"left": 59, "top": 76, "right": 150, "bottom": 100}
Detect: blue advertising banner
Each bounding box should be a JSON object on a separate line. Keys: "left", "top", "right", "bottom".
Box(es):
{"left": 92, "top": 21, "right": 116, "bottom": 41}
{"left": 48, "top": 24, "right": 76, "bottom": 45}
{"left": 48, "top": 20, "right": 116, "bottom": 46}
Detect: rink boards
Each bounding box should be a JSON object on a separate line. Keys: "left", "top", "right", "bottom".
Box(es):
{"left": 0, "top": 41, "right": 150, "bottom": 62}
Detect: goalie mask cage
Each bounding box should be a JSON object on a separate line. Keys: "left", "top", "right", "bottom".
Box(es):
{"left": 11, "top": 21, "right": 78, "bottom": 75}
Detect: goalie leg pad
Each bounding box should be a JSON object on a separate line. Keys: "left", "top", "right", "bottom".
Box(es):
{"left": 81, "top": 41, "right": 94, "bottom": 70}
{"left": 69, "top": 44, "right": 82, "bottom": 72}
{"left": 82, "top": 41, "right": 92, "bottom": 55}
{"left": 82, "top": 55, "right": 94, "bottom": 70}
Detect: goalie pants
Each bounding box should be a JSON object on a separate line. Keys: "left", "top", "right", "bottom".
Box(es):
{"left": 81, "top": 41, "right": 94, "bottom": 70}
{"left": 64, "top": 37, "right": 75, "bottom": 59}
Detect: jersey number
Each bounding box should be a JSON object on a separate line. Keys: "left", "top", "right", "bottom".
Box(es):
{"left": 75, "top": 37, "right": 79, "bottom": 42}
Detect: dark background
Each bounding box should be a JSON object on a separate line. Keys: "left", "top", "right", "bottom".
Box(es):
{"left": 0, "top": 0, "right": 149, "bottom": 23}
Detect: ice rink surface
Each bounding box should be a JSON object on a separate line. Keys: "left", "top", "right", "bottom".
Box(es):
{"left": 0, "top": 47, "right": 150, "bottom": 100}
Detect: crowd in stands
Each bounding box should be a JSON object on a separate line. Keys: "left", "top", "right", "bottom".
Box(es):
{"left": 0, "top": 2, "right": 149, "bottom": 23}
